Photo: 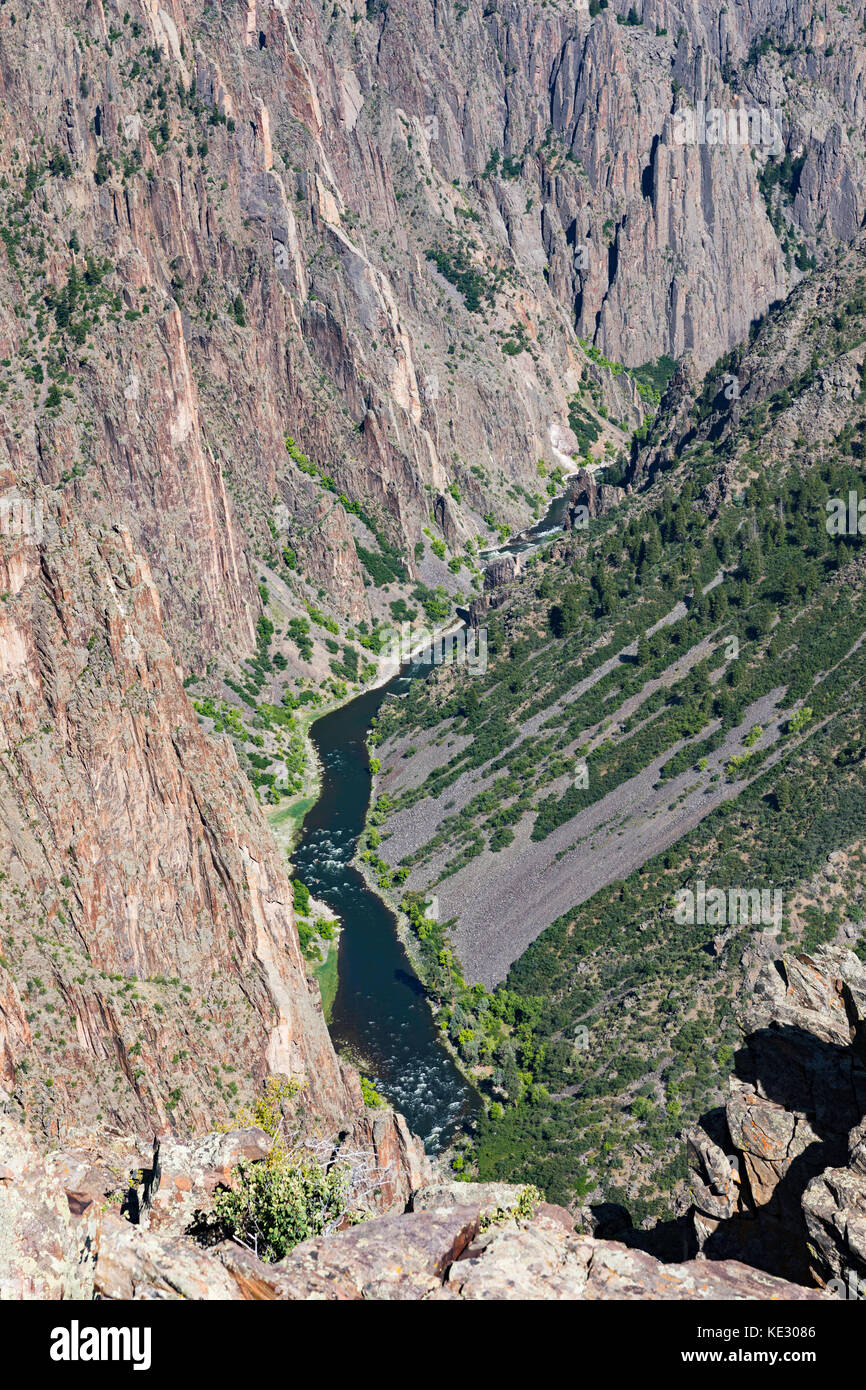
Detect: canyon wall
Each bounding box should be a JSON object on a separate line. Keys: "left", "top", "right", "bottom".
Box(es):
{"left": 0, "top": 0, "right": 864, "bottom": 1149}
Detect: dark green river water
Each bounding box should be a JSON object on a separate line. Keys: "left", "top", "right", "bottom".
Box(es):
{"left": 291, "top": 660, "right": 479, "bottom": 1151}
{"left": 291, "top": 488, "right": 577, "bottom": 1150}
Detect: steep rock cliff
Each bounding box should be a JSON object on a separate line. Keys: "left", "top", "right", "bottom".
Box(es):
{"left": 688, "top": 944, "right": 866, "bottom": 1289}
{"left": 0, "top": 501, "right": 366, "bottom": 1139}
{"left": 0, "top": 0, "right": 864, "bottom": 1205}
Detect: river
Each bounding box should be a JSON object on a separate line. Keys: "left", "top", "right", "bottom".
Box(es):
{"left": 291, "top": 657, "right": 480, "bottom": 1152}
{"left": 289, "top": 484, "right": 579, "bottom": 1151}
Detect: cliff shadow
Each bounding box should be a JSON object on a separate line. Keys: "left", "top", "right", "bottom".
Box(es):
{"left": 612, "top": 1021, "right": 864, "bottom": 1284}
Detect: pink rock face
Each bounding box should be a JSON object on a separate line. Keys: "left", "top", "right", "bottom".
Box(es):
{"left": 0, "top": 1113, "right": 95, "bottom": 1299}
{"left": 0, "top": 0, "right": 864, "bottom": 1305}
{"left": 0, "top": 1085, "right": 847, "bottom": 1299}
{"left": 83, "top": 1202, "right": 832, "bottom": 1300}
{"left": 0, "top": 966, "right": 30, "bottom": 1086}
{"left": 0, "top": 508, "right": 357, "bottom": 1139}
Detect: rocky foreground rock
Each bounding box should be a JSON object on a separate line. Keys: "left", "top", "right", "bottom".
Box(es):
{"left": 686, "top": 944, "right": 866, "bottom": 1290}
{"left": 0, "top": 1119, "right": 825, "bottom": 1301}
{"left": 3, "top": 943, "right": 863, "bottom": 1300}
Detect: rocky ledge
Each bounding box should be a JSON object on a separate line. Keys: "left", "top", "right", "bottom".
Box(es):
{"left": 686, "top": 943, "right": 866, "bottom": 1289}
{"left": 2, "top": 943, "right": 862, "bottom": 1300}
{"left": 0, "top": 1126, "right": 825, "bottom": 1302}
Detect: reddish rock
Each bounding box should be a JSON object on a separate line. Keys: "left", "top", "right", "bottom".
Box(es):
{"left": 284, "top": 1208, "right": 480, "bottom": 1300}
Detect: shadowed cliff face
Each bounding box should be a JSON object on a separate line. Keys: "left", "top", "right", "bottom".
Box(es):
{"left": 0, "top": 0, "right": 863, "bottom": 1148}
{"left": 686, "top": 945, "right": 866, "bottom": 1289}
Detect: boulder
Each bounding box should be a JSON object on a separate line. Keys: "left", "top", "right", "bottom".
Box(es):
{"left": 687, "top": 945, "right": 866, "bottom": 1287}
{"left": 0, "top": 1112, "right": 96, "bottom": 1299}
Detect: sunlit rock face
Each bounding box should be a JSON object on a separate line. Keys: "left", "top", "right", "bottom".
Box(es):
{"left": 0, "top": 0, "right": 863, "bottom": 1195}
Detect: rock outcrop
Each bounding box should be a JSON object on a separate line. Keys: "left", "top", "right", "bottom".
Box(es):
{"left": 687, "top": 945, "right": 866, "bottom": 1290}
{"left": 0, "top": 1112, "right": 96, "bottom": 1299}
{"left": 0, "top": 1111, "right": 827, "bottom": 1300}
{"left": 565, "top": 467, "right": 626, "bottom": 525}
{"left": 6, "top": 933, "right": 866, "bottom": 1304}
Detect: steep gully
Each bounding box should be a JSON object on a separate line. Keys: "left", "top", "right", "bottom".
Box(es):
{"left": 288, "top": 484, "right": 587, "bottom": 1150}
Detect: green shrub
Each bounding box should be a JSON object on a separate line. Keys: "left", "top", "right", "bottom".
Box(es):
{"left": 209, "top": 1151, "right": 360, "bottom": 1262}
{"left": 360, "top": 1075, "right": 386, "bottom": 1108}
{"left": 196, "top": 1079, "right": 379, "bottom": 1261}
